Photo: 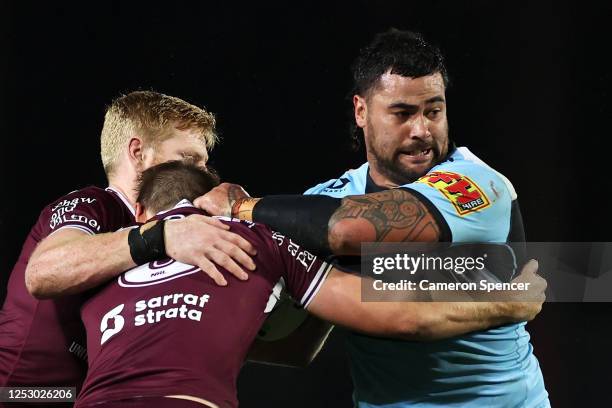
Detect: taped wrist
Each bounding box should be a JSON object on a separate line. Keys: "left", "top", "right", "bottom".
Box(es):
{"left": 252, "top": 195, "right": 341, "bottom": 254}
{"left": 128, "top": 219, "right": 167, "bottom": 265}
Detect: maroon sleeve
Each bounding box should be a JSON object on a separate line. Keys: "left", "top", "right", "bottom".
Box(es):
{"left": 267, "top": 230, "right": 333, "bottom": 309}
{"left": 40, "top": 187, "right": 133, "bottom": 237}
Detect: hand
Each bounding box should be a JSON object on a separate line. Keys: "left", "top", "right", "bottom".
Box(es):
{"left": 164, "top": 214, "right": 257, "bottom": 286}
{"left": 504, "top": 259, "right": 547, "bottom": 321}
{"left": 194, "top": 182, "right": 250, "bottom": 217}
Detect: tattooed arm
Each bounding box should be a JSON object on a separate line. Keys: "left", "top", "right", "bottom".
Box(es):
{"left": 328, "top": 189, "right": 441, "bottom": 254}
{"left": 195, "top": 184, "right": 441, "bottom": 256}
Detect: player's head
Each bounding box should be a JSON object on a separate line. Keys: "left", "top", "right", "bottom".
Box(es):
{"left": 135, "top": 160, "right": 220, "bottom": 221}
{"left": 100, "top": 90, "right": 217, "bottom": 181}
{"left": 351, "top": 28, "right": 450, "bottom": 186}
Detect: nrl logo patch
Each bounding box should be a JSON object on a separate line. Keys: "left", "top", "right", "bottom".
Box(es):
{"left": 416, "top": 171, "right": 491, "bottom": 215}
{"left": 119, "top": 258, "right": 200, "bottom": 287}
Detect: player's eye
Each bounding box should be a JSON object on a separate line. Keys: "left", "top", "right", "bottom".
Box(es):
{"left": 427, "top": 109, "right": 442, "bottom": 119}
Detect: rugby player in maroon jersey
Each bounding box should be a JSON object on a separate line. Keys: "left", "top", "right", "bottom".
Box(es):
{"left": 74, "top": 161, "right": 545, "bottom": 408}
{"left": 0, "top": 92, "right": 256, "bottom": 395}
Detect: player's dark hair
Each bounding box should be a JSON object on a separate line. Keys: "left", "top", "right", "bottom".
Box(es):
{"left": 136, "top": 161, "right": 220, "bottom": 214}
{"left": 349, "top": 28, "right": 449, "bottom": 149}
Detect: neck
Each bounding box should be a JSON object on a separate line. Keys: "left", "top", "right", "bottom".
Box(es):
{"left": 108, "top": 157, "right": 141, "bottom": 207}
{"left": 108, "top": 183, "right": 136, "bottom": 207}
{"left": 365, "top": 153, "right": 403, "bottom": 188}
{"left": 367, "top": 166, "right": 400, "bottom": 189}
{"left": 108, "top": 172, "right": 138, "bottom": 210}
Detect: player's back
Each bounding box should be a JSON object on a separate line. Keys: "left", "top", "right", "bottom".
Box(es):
{"left": 0, "top": 186, "right": 134, "bottom": 391}
{"left": 77, "top": 204, "right": 329, "bottom": 408}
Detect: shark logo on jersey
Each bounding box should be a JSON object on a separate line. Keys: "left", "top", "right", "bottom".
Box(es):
{"left": 323, "top": 177, "right": 350, "bottom": 192}
{"left": 118, "top": 258, "right": 200, "bottom": 287}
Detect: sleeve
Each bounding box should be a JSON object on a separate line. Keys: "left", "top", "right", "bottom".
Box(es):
{"left": 402, "top": 163, "right": 512, "bottom": 243}
{"left": 304, "top": 180, "right": 333, "bottom": 195}
{"left": 267, "top": 230, "right": 333, "bottom": 309}
{"left": 41, "top": 187, "right": 126, "bottom": 237}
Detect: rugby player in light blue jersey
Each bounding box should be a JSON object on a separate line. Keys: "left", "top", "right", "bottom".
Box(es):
{"left": 198, "top": 29, "right": 548, "bottom": 408}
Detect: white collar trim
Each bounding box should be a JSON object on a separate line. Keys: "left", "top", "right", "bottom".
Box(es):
{"left": 105, "top": 186, "right": 136, "bottom": 216}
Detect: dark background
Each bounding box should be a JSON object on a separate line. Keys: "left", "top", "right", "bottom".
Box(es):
{"left": 1, "top": 1, "right": 610, "bottom": 406}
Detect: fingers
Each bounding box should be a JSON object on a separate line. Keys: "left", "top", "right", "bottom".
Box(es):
{"left": 196, "top": 256, "right": 227, "bottom": 286}
{"left": 204, "top": 249, "right": 249, "bottom": 281}
{"left": 201, "top": 215, "right": 230, "bottom": 230}
{"left": 165, "top": 214, "right": 258, "bottom": 286}
{"left": 193, "top": 231, "right": 255, "bottom": 284}
{"left": 220, "top": 229, "right": 257, "bottom": 256}
{"left": 216, "top": 236, "right": 257, "bottom": 270}
{"left": 534, "top": 275, "right": 547, "bottom": 302}
{"left": 192, "top": 183, "right": 250, "bottom": 217}
{"left": 193, "top": 196, "right": 223, "bottom": 216}
{"left": 232, "top": 184, "right": 251, "bottom": 198}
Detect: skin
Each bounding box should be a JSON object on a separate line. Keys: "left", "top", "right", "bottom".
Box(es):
{"left": 134, "top": 195, "right": 544, "bottom": 355}
{"left": 26, "top": 125, "right": 257, "bottom": 298}
{"left": 192, "top": 72, "right": 545, "bottom": 368}
{"left": 356, "top": 71, "right": 449, "bottom": 188}
{"left": 196, "top": 73, "right": 451, "bottom": 249}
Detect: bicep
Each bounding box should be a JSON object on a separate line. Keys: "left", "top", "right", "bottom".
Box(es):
{"left": 328, "top": 189, "right": 442, "bottom": 254}
{"left": 32, "top": 228, "right": 90, "bottom": 258}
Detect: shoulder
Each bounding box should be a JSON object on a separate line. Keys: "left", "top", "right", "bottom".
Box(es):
{"left": 47, "top": 186, "right": 110, "bottom": 209}
{"left": 402, "top": 147, "right": 514, "bottom": 242}
{"left": 451, "top": 147, "right": 517, "bottom": 200}
{"left": 304, "top": 162, "right": 369, "bottom": 196}
{"left": 41, "top": 186, "right": 134, "bottom": 236}
{"left": 415, "top": 147, "right": 515, "bottom": 208}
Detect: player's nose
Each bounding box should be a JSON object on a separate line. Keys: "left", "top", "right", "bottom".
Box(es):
{"left": 407, "top": 114, "right": 431, "bottom": 140}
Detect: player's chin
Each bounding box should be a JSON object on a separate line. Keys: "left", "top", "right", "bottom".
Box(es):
{"left": 397, "top": 158, "right": 434, "bottom": 179}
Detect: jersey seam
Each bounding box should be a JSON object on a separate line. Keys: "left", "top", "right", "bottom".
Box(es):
{"left": 399, "top": 187, "right": 452, "bottom": 242}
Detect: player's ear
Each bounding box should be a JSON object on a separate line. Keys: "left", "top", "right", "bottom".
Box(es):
{"left": 134, "top": 202, "right": 148, "bottom": 223}
{"left": 354, "top": 95, "right": 367, "bottom": 129}
{"left": 127, "top": 137, "right": 145, "bottom": 169}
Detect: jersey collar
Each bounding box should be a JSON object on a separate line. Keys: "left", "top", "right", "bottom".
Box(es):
{"left": 105, "top": 186, "right": 136, "bottom": 216}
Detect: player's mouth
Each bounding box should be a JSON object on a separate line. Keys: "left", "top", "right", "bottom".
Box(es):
{"left": 399, "top": 148, "right": 434, "bottom": 163}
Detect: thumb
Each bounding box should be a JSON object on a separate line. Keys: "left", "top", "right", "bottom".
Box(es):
{"left": 521, "top": 259, "right": 539, "bottom": 275}
{"left": 193, "top": 195, "right": 213, "bottom": 211}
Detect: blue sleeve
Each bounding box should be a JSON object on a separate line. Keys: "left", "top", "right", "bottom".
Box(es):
{"left": 402, "top": 162, "right": 512, "bottom": 243}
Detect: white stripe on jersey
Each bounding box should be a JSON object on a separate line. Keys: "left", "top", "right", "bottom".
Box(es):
{"left": 301, "top": 262, "right": 333, "bottom": 308}
{"left": 106, "top": 186, "right": 136, "bottom": 216}
{"left": 50, "top": 224, "right": 96, "bottom": 236}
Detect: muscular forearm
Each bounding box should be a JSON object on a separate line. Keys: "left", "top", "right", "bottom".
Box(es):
{"left": 411, "top": 301, "right": 535, "bottom": 341}
{"left": 229, "top": 190, "right": 440, "bottom": 256}
{"left": 308, "top": 269, "right": 542, "bottom": 341}
{"left": 26, "top": 229, "right": 135, "bottom": 298}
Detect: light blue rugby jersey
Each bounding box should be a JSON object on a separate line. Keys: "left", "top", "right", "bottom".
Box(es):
{"left": 305, "top": 147, "right": 549, "bottom": 408}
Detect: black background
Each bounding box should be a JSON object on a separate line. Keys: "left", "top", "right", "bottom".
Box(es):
{"left": 1, "top": 1, "right": 611, "bottom": 407}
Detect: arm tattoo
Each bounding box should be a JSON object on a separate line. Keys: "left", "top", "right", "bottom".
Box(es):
{"left": 330, "top": 189, "right": 440, "bottom": 242}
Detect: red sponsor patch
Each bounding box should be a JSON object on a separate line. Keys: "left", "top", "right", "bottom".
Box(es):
{"left": 416, "top": 171, "right": 491, "bottom": 215}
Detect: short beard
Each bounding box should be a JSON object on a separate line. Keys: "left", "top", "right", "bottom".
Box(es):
{"left": 375, "top": 151, "right": 440, "bottom": 186}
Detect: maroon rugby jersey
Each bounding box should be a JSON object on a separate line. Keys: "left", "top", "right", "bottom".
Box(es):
{"left": 0, "top": 187, "right": 135, "bottom": 390}
{"left": 76, "top": 202, "right": 332, "bottom": 408}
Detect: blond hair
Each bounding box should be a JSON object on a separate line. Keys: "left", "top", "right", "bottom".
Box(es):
{"left": 100, "top": 91, "right": 218, "bottom": 177}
